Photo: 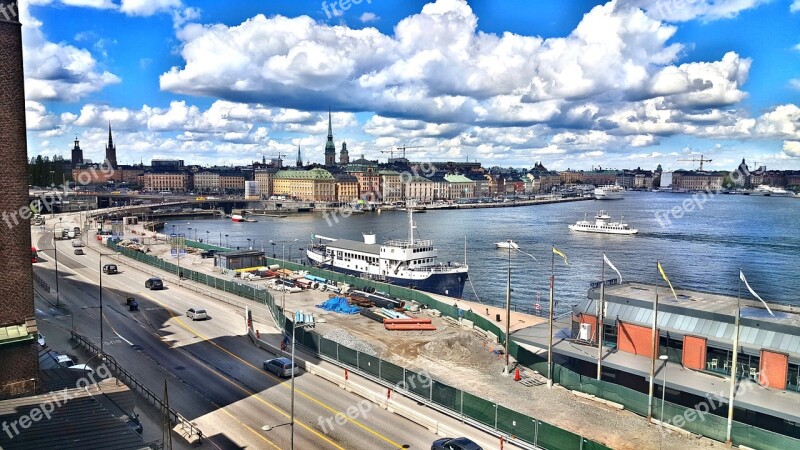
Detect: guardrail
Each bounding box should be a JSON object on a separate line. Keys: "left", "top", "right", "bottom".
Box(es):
{"left": 69, "top": 331, "right": 204, "bottom": 443}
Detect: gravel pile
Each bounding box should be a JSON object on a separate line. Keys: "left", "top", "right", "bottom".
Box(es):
{"left": 323, "top": 328, "right": 378, "bottom": 356}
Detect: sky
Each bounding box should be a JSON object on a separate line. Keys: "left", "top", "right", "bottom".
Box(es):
{"left": 21, "top": 0, "right": 800, "bottom": 171}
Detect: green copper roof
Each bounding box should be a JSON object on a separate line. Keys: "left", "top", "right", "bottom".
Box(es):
{"left": 274, "top": 168, "right": 335, "bottom": 180}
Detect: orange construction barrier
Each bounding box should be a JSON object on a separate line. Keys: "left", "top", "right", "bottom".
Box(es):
{"left": 514, "top": 368, "right": 521, "bottom": 381}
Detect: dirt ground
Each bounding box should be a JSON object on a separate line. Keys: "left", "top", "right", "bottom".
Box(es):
{"left": 124, "top": 229, "right": 727, "bottom": 450}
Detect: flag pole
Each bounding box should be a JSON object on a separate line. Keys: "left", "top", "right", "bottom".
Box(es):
{"left": 648, "top": 261, "right": 660, "bottom": 421}
{"left": 726, "top": 270, "right": 742, "bottom": 444}
{"left": 597, "top": 256, "right": 605, "bottom": 380}
{"left": 548, "top": 245, "right": 555, "bottom": 388}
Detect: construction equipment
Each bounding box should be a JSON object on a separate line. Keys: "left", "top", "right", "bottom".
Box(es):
{"left": 678, "top": 154, "right": 713, "bottom": 171}
{"left": 381, "top": 145, "right": 424, "bottom": 161}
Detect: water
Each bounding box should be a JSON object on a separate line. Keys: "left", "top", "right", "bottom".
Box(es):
{"left": 166, "top": 192, "right": 800, "bottom": 314}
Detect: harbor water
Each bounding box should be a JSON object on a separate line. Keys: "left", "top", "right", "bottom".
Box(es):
{"left": 166, "top": 192, "right": 800, "bottom": 315}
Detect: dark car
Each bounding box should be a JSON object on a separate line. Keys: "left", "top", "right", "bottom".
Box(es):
{"left": 73, "top": 248, "right": 85, "bottom": 255}
{"left": 262, "top": 357, "right": 298, "bottom": 378}
{"left": 103, "top": 264, "right": 118, "bottom": 274}
{"left": 144, "top": 277, "right": 163, "bottom": 290}
{"left": 200, "top": 249, "right": 217, "bottom": 259}
{"left": 431, "top": 437, "right": 483, "bottom": 450}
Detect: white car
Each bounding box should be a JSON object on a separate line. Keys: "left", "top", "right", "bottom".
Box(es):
{"left": 55, "top": 354, "right": 76, "bottom": 367}
{"left": 186, "top": 308, "right": 208, "bottom": 321}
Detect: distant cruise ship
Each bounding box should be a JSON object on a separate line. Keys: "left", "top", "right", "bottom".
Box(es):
{"left": 594, "top": 185, "right": 624, "bottom": 200}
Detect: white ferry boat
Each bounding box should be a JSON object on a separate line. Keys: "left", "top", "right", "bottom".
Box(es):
{"left": 495, "top": 241, "right": 519, "bottom": 250}
{"left": 594, "top": 185, "right": 624, "bottom": 200}
{"left": 569, "top": 211, "right": 638, "bottom": 235}
{"left": 306, "top": 208, "right": 468, "bottom": 297}
{"left": 752, "top": 185, "right": 793, "bottom": 197}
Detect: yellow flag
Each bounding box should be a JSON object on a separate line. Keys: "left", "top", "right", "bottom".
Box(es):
{"left": 658, "top": 261, "right": 678, "bottom": 301}
{"left": 553, "top": 246, "right": 568, "bottom": 265}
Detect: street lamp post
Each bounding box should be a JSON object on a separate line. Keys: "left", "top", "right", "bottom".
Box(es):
{"left": 659, "top": 354, "right": 669, "bottom": 450}
{"left": 51, "top": 218, "right": 63, "bottom": 306}
{"left": 290, "top": 316, "right": 314, "bottom": 450}
{"left": 247, "top": 238, "right": 252, "bottom": 250}
{"left": 206, "top": 230, "right": 209, "bottom": 244}
{"left": 225, "top": 234, "right": 229, "bottom": 248}
{"left": 271, "top": 241, "right": 276, "bottom": 258}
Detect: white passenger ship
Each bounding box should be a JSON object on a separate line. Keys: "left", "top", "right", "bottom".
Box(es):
{"left": 306, "top": 208, "right": 469, "bottom": 297}
{"left": 568, "top": 211, "right": 638, "bottom": 235}
{"left": 594, "top": 185, "right": 624, "bottom": 200}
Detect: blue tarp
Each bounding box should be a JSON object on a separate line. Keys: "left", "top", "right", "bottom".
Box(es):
{"left": 316, "top": 297, "right": 360, "bottom": 314}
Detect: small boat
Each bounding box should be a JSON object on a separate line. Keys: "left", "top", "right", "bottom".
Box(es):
{"left": 495, "top": 241, "right": 519, "bottom": 250}
{"left": 569, "top": 211, "right": 638, "bottom": 235}
{"left": 231, "top": 214, "right": 244, "bottom": 222}
{"left": 243, "top": 217, "right": 258, "bottom": 222}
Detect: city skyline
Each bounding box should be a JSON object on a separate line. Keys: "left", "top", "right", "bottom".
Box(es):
{"left": 22, "top": 0, "right": 800, "bottom": 171}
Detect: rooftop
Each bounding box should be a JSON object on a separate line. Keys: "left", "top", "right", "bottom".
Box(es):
{"left": 325, "top": 238, "right": 380, "bottom": 256}
{"left": 274, "top": 168, "right": 335, "bottom": 180}
{"left": 216, "top": 249, "right": 266, "bottom": 258}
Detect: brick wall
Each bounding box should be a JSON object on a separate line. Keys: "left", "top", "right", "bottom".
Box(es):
{"left": 682, "top": 335, "right": 707, "bottom": 370}
{"left": 759, "top": 350, "right": 788, "bottom": 390}
{"left": 0, "top": 10, "right": 39, "bottom": 397}
{"left": 617, "top": 322, "right": 657, "bottom": 357}
{"left": 0, "top": 343, "right": 39, "bottom": 399}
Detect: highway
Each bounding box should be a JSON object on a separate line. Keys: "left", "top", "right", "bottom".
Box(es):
{"left": 31, "top": 223, "right": 452, "bottom": 450}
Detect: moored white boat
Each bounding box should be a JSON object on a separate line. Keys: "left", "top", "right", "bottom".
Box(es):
{"left": 495, "top": 241, "right": 519, "bottom": 250}
{"left": 594, "top": 185, "right": 624, "bottom": 200}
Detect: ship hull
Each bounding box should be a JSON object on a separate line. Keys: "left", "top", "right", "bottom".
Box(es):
{"left": 307, "top": 255, "right": 467, "bottom": 298}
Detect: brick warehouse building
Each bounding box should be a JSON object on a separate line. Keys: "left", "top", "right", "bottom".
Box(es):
{"left": 0, "top": 1, "right": 40, "bottom": 398}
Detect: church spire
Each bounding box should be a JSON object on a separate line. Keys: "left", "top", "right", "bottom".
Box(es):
{"left": 327, "top": 108, "right": 333, "bottom": 139}
{"left": 105, "top": 121, "right": 117, "bottom": 168}
{"left": 324, "top": 108, "right": 336, "bottom": 166}
{"left": 297, "top": 146, "right": 303, "bottom": 167}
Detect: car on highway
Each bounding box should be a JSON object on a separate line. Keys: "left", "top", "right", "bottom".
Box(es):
{"left": 103, "top": 264, "right": 118, "bottom": 274}
{"left": 431, "top": 437, "right": 483, "bottom": 450}
{"left": 144, "top": 277, "right": 164, "bottom": 290}
{"left": 186, "top": 308, "right": 208, "bottom": 321}
{"left": 262, "top": 357, "right": 298, "bottom": 378}
{"left": 71, "top": 240, "right": 84, "bottom": 247}
{"left": 73, "top": 248, "right": 85, "bottom": 255}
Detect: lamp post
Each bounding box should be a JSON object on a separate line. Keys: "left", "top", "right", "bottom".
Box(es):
{"left": 98, "top": 252, "right": 119, "bottom": 353}
{"left": 659, "top": 354, "right": 669, "bottom": 450}
{"left": 290, "top": 316, "right": 313, "bottom": 449}
{"left": 271, "top": 241, "right": 276, "bottom": 258}
{"left": 206, "top": 230, "right": 209, "bottom": 244}
{"left": 503, "top": 239, "right": 512, "bottom": 374}
{"left": 225, "top": 234, "right": 229, "bottom": 248}
{"left": 219, "top": 232, "right": 222, "bottom": 246}
{"left": 51, "top": 218, "right": 63, "bottom": 306}
{"left": 247, "top": 238, "right": 252, "bottom": 250}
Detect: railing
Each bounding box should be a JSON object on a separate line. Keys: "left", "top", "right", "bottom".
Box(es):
{"left": 105, "top": 238, "right": 800, "bottom": 450}
{"left": 69, "top": 331, "right": 204, "bottom": 443}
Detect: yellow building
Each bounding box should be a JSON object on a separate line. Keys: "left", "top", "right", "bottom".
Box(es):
{"left": 334, "top": 173, "right": 360, "bottom": 203}
{"left": 273, "top": 168, "right": 335, "bottom": 201}
{"left": 143, "top": 172, "right": 190, "bottom": 192}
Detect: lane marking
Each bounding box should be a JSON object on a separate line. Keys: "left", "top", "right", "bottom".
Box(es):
{"left": 142, "top": 292, "right": 405, "bottom": 449}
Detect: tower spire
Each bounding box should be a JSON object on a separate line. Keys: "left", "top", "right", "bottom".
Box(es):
{"left": 324, "top": 108, "right": 336, "bottom": 166}
{"left": 297, "top": 146, "right": 303, "bottom": 167}
{"left": 327, "top": 108, "right": 333, "bottom": 139}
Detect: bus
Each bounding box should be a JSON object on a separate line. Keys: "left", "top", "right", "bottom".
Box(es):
{"left": 31, "top": 247, "right": 38, "bottom": 263}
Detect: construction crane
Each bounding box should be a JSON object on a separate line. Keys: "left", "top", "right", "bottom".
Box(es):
{"left": 678, "top": 154, "right": 713, "bottom": 171}
{"left": 381, "top": 145, "right": 424, "bottom": 161}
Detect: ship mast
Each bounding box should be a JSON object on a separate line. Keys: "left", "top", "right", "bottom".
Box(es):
{"left": 407, "top": 202, "right": 416, "bottom": 245}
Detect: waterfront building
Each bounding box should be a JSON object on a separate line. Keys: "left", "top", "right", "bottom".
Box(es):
{"left": 672, "top": 171, "right": 723, "bottom": 191}
{"left": 560, "top": 169, "right": 619, "bottom": 186}
{"left": 219, "top": 170, "right": 245, "bottom": 193}
{"left": 346, "top": 156, "right": 381, "bottom": 200}
{"left": 193, "top": 171, "right": 220, "bottom": 193}
{"left": 404, "top": 175, "right": 436, "bottom": 203}
{"left": 273, "top": 168, "right": 336, "bottom": 201}
{"left": 444, "top": 174, "right": 476, "bottom": 199}
{"left": 378, "top": 169, "right": 403, "bottom": 203}
{"left": 254, "top": 168, "right": 278, "bottom": 198}
{"left": 142, "top": 171, "right": 191, "bottom": 192}
{"left": 334, "top": 173, "right": 359, "bottom": 203}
